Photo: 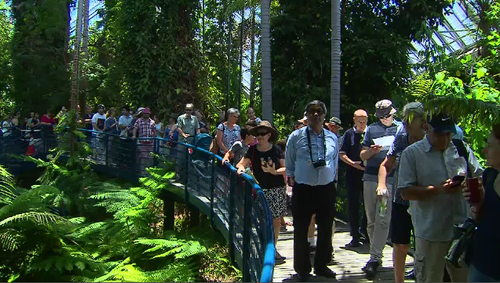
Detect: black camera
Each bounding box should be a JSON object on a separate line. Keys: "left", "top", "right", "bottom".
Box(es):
{"left": 445, "top": 217, "right": 476, "bottom": 268}
{"left": 313, "top": 159, "right": 326, "bottom": 169}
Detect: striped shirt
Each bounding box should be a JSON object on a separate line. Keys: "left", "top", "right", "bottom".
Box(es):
{"left": 361, "top": 120, "right": 401, "bottom": 182}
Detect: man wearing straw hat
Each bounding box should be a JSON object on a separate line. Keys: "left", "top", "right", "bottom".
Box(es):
{"left": 286, "top": 100, "right": 339, "bottom": 280}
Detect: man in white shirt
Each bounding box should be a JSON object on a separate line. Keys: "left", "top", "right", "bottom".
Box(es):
{"left": 91, "top": 104, "right": 106, "bottom": 163}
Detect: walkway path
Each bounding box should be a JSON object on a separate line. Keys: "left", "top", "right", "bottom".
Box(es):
{"left": 274, "top": 217, "right": 415, "bottom": 282}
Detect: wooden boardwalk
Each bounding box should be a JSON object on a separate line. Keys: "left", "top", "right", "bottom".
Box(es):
{"left": 273, "top": 216, "right": 415, "bottom": 282}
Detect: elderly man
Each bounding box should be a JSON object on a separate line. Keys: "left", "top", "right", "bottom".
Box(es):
{"left": 177, "top": 103, "right": 200, "bottom": 144}
{"left": 339, "top": 109, "right": 369, "bottom": 248}
{"left": 398, "top": 112, "right": 483, "bottom": 282}
{"left": 359, "top": 99, "right": 401, "bottom": 279}
{"left": 286, "top": 100, "right": 338, "bottom": 281}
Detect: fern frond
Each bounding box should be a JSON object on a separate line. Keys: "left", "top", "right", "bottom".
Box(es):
{"left": 0, "top": 228, "right": 24, "bottom": 250}
{"left": 0, "top": 166, "right": 16, "bottom": 205}
{"left": 0, "top": 212, "right": 67, "bottom": 227}
{"left": 68, "top": 221, "right": 108, "bottom": 240}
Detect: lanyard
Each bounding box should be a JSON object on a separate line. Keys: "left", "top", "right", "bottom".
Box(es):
{"left": 306, "top": 128, "right": 326, "bottom": 162}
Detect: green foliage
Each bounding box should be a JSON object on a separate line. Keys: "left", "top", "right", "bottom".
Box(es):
{"left": 10, "top": 0, "right": 71, "bottom": 114}
{"left": 271, "top": 0, "right": 451, "bottom": 125}
{"left": 0, "top": 0, "right": 14, "bottom": 117}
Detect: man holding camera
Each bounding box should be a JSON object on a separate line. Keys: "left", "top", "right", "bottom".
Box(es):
{"left": 286, "top": 100, "right": 339, "bottom": 281}
{"left": 398, "top": 112, "right": 483, "bottom": 282}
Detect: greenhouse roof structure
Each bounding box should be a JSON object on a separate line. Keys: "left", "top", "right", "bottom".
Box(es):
{"left": 70, "top": 1, "right": 480, "bottom": 67}
{"left": 409, "top": 1, "right": 479, "bottom": 63}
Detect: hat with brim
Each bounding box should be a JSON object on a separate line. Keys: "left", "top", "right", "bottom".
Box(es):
{"left": 166, "top": 113, "right": 178, "bottom": 120}
{"left": 428, "top": 113, "right": 457, "bottom": 134}
{"left": 248, "top": 120, "right": 279, "bottom": 143}
{"left": 325, "top": 116, "right": 343, "bottom": 129}
{"left": 142, "top": 107, "right": 151, "bottom": 115}
{"left": 375, "top": 99, "right": 397, "bottom": 118}
{"left": 135, "top": 107, "right": 145, "bottom": 117}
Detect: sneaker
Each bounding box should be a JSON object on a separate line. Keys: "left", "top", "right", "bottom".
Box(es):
{"left": 405, "top": 269, "right": 415, "bottom": 279}
{"left": 362, "top": 261, "right": 380, "bottom": 280}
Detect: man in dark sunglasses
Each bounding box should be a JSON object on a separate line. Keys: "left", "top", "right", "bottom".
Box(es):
{"left": 359, "top": 99, "right": 402, "bottom": 279}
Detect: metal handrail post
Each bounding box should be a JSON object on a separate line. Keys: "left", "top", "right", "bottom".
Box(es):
{"left": 209, "top": 155, "right": 216, "bottom": 228}
{"left": 242, "top": 181, "right": 252, "bottom": 282}
{"left": 228, "top": 169, "right": 236, "bottom": 264}
{"left": 184, "top": 144, "right": 189, "bottom": 204}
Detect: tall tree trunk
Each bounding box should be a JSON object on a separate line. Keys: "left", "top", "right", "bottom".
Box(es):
{"left": 249, "top": 6, "right": 256, "bottom": 108}
{"left": 261, "top": 0, "right": 272, "bottom": 122}
{"left": 330, "top": 0, "right": 341, "bottom": 118}
{"left": 70, "top": 0, "right": 85, "bottom": 111}
{"left": 79, "top": 0, "right": 89, "bottom": 117}
{"left": 226, "top": 14, "right": 233, "bottom": 111}
{"left": 237, "top": 3, "right": 245, "bottom": 111}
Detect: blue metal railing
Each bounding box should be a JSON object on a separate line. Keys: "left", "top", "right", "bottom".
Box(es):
{"left": 0, "top": 127, "right": 276, "bottom": 282}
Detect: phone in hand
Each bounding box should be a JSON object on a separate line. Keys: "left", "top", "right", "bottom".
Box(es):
{"left": 451, "top": 175, "right": 466, "bottom": 187}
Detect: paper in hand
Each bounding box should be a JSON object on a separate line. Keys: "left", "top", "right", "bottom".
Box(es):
{"left": 373, "top": 136, "right": 395, "bottom": 150}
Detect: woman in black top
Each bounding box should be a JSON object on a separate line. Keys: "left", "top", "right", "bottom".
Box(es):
{"left": 236, "top": 120, "right": 287, "bottom": 262}
{"left": 464, "top": 124, "right": 500, "bottom": 282}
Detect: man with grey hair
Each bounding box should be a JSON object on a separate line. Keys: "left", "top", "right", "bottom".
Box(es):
{"left": 286, "top": 100, "right": 338, "bottom": 280}
{"left": 177, "top": 103, "right": 200, "bottom": 144}
{"left": 359, "top": 99, "right": 401, "bottom": 279}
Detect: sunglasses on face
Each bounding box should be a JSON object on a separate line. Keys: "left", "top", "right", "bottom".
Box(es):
{"left": 380, "top": 114, "right": 393, "bottom": 119}
{"left": 186, "top": 109, "right": 193, "bottom": 112}
{"left": 256, "top": 131, "right": 269, "bottom": 137}
{"left": 307, "top": 107, "right": 324, "bottom": 115}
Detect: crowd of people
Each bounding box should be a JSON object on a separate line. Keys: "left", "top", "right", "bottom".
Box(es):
{"left": 1, "top": 99, "right": 499, "bottom": 283}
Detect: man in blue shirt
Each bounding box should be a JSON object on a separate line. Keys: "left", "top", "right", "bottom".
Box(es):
{"left": 286, "top": 100, "right": 338, "bottom": 281}
{"left": 359, "top": 99, "right": 401, "bottom": 279}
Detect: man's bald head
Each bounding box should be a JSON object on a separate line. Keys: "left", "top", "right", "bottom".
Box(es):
{"left": 354, "top": 109, "right": 368, "bottom": 118}
{"left": 353, "top": 109, "right": 368, "bottom": 132}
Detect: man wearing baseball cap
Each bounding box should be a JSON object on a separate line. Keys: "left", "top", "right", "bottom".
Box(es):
{"left": 325, "top": 117, "right": 343, "bottom": 135}
{"left": 359, "top": 99, "right": 401, "bottom": 279}
{"left": 398, "top": 111, "right": 483, "bottom": 282}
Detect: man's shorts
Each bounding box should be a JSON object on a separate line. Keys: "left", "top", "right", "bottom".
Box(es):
{"left": 391, "top": 202, "right": 413, "bottom": 245}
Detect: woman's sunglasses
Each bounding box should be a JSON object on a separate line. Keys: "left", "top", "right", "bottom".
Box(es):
{"left": 256, "top": 131, "right": 269, "bottom": 136}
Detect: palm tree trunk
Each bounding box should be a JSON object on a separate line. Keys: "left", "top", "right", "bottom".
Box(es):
{"left": 79, "top": 0, "right": 89, "bottom": 117}
{"left": 237, "top": 4, "right": 245, "bottom": 111}
{"left": 226, "top": 13, "right": 233, "bottom": 111}
{"left": 249, "top": 6, "right": 256, "bottom": 108}
{"left": 261, "top": 0, "right": 272, "bottom": 122}
{"left": 330, "top": 0, "right": 341, "bottom": 118}
{"left": 70, "top": 0, "right": 85, "bottom": 111}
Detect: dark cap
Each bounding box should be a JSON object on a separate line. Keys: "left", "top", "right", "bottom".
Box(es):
{"left": 428, "top": 113, "right": 457, "bottom": 134}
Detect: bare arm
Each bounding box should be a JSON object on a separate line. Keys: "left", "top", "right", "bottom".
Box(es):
{"left": 377, "top": 156, "right": 396, "bottom": 190}
{"left": 400, "top": 185, "right": 440, "bottom": 201}
{"left": 236, "top": 157, "right": 251, "bottom": 174}
{"left": 222, "top": 150, "right": 234, "bottom": 164}
{"left": 217, "top": 129, "right": 228, "bottom": 153}
{"left": 360, "top": 145, "right": 382, "bottom": 161}
{"left": 340, "top": 153, "right": 365, "bottom": 171}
